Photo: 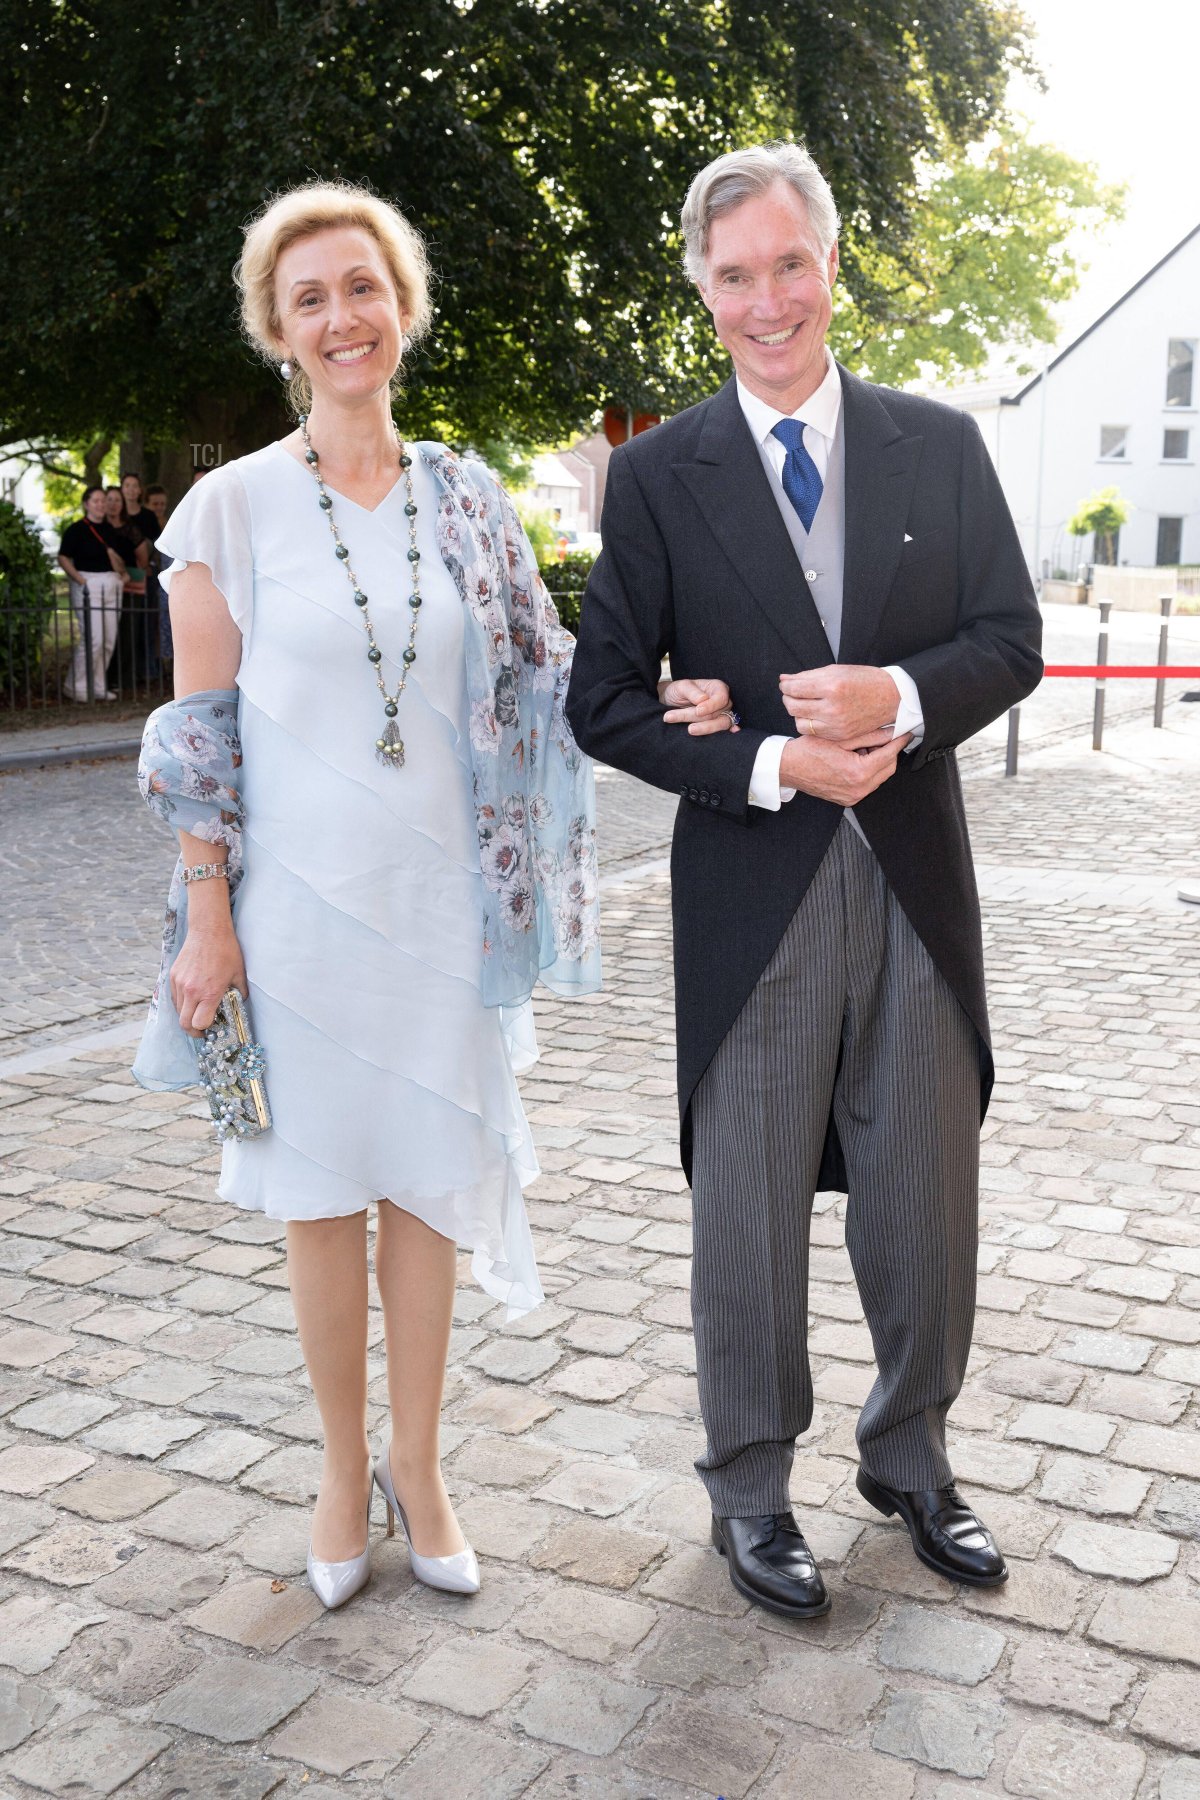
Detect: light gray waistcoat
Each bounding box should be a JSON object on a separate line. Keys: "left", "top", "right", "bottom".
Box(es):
{"left": 755, "top": 406, "right": 847, "bottom": 659}
{"left": 752, "top": 410, "right": 867, "bottom": 836}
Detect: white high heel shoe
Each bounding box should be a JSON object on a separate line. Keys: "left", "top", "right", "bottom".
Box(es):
{"left": 373, "top": 1440, "right": 480, "bottom": 1595}
{"left": 306, "top": 1490, "right": 372, "bottom": 1611}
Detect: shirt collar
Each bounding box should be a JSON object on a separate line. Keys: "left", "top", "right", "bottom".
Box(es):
{"left": 736, "top": 350, "right": 842, "bottom": 449}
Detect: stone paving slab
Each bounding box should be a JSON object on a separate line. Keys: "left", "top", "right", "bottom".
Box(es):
{"left": 0, "top": 710, "right": 1197, "bottom": 1795}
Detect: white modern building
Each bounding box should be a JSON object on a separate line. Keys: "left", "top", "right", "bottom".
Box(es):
{"left": 926, "top": 223, "right": 1200, "bottom": 580}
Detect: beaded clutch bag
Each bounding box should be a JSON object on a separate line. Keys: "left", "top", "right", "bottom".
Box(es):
{"left": 193, "top": 988, "right": 271, "bottom": 1143}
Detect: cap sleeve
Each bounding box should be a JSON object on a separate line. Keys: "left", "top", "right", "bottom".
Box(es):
{"left": 157, "top": 465, "right": 254, "bottom": 640}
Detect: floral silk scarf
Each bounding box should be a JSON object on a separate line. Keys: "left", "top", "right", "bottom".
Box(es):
{"left": 133, "top": 690, "right": 244, "bottom": 1089}
{"left": 425, "top": 448, "right": 600, "bottom": 1006}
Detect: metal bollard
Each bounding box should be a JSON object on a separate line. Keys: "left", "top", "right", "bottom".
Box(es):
{"left": 1092, "top": 600, "right": 1111, "bottom": 751}
{"left": 1005, "top": 707, "right": 1020, "bottom": 777}
{"left": 1153, "top": 594, "right": 1172, "bottom": 728}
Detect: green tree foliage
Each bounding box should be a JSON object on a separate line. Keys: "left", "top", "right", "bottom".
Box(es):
{"left": 39, "top": 440, "right": 121, "bottom": 524}
{"left": 0, "top": 499, "right": 56, "bottom": 700}
{"left": 831, "top": 133, "right": 1123, "bottom": 385}
{"left": 513, "top": 499, "right": 563, "bottom": 568}
{"left": 1, "top": 0, "right": 1037, "bottom": 466}
{"left": 1067, "top": 485, "right": 1130, "bottom": 566}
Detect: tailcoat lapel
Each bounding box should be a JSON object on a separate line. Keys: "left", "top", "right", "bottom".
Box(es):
{"left": 672, "top": 378, "right": 834, "bottom": 669}
{"left": 838, "top": 366, "right": 923, "bottom": 666}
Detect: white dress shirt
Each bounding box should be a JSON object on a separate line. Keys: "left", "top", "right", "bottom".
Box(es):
{"left": 737, "top": 356, "right": 925, "bottom": 811}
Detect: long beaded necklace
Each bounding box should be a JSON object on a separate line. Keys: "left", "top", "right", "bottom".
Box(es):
{"left": 299, "top": 413, "right": 422, "bottom": 769}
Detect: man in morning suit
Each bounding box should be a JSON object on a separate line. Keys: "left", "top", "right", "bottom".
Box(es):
{"left": 565, "top": 142, "right": 1043, "bottom": 1619}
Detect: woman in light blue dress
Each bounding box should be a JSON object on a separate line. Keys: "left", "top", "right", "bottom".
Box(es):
{"left": 135, "top": 182, "right": 603, "bottom": 1609}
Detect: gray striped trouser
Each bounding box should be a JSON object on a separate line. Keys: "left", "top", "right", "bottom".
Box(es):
{"left": 690, "top": 817, "right": 980, "bottom": 1517}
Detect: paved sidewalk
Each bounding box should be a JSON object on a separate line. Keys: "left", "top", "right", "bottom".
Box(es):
{"left": 0, "top": 711, "right": 149, "bottom": 774}
{"left": 0, "top": 717, "right": 1197, "bottom": 1798}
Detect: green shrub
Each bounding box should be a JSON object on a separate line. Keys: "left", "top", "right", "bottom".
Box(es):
{"left": 0, "top": 501, "right": 57, "bottom": 702}
{"left": 540, "top": 549, "right": 595, "bottom": 637}
{"left": 516, "top": 498, "right": 562, "bottom": 566}
{"left": 1067, "top": 486, "right": 1129, "bottom": 566}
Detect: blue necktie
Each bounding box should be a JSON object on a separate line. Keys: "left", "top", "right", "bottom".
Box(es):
{"left": 772, "top": 418, "right": 823, "bottom": 533}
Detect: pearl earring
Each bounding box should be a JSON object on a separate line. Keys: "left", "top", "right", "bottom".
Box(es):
{"left": 279, "top": 359, "right": 294, "bottom": 381}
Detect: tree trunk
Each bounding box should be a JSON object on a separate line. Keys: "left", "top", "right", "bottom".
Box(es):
{"left": 82, "top": 435, "right": 112, "bottom": 488}
{"left": 146, "top": 388, "right": 288, "bottom": 512}
{"left": 188, "top": 389, "right": 289, "bottom": 469}
{"left": 153, "top": 441, "right": 195, "bottom": 509}
{"left": 119, "top": 429, "right": 145, "bottom": 486}
{"left": 148, "top": 389, "right": 289, "bottom": 511}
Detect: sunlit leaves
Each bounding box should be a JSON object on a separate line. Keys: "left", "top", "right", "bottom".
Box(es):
{"left": 829, "top": 131, "right": 1123, "bottom": 385}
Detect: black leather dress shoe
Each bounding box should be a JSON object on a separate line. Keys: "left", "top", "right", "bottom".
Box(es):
{"left": 857, "top": 1468, "right": 1008, "bottom": 1586}
{"left": 711, "top": 1511, "right": 831, "bottom": 1618}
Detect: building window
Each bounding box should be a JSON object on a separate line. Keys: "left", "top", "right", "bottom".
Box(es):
{"left": 1163, "top": 428, "right": 1190, "bottom": 460}
{"left": 1166, "top": 338, "right": 1195, "bottom": 408}
{"left": 1099, "top": 425, "right": 1128, "bottom": 459}
{"left": 1156, "top": 517, "right": 1183, "bottom": 565}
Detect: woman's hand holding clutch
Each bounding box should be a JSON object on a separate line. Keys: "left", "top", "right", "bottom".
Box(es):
{"left": 171, "top": 914, "right": 247, "bottom": 1036}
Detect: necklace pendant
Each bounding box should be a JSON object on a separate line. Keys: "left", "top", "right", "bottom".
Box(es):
{"left": 300, "top": 416, "right": 417, "bottom": 776}
{"left": 376, "top": 719, "right": 405, "bottom": 768}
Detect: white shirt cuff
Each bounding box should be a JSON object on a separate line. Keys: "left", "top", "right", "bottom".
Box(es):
{"left": 885, "top": 665, "right": 925, "bottom": 750}
{"left": 749, "top": 736, "right": 797, "bottom": 809}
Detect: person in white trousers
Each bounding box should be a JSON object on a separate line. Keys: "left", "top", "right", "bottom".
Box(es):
{"left": 56, "top": 486, "right": 124, "bottom": 701}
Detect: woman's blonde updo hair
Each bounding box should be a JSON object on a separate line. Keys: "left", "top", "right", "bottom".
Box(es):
{"left": 235, "top": 179, "right": 434, "bottom": 413}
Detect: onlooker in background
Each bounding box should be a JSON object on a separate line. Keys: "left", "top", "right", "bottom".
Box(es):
{"left": 145, "top": 484, "right": 173, "bottom": 667}
{"left": 56, "top": 486, "right": 124, "bottom": 701}
{"left": 103, "top": 484, "right": 143, "bottom": 567}
{"left": 104, "top": 484, "right": 152, "bottom": 690}
{"left": 121, "top": 471, "right": 160, "bottom": 542}
{"left": 145, "top": 484, "right": 169, "bottom": 531}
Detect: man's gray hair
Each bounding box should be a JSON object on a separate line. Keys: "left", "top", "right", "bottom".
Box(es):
{"left": 681, "top": 141, "right": 840, "bottom": 286}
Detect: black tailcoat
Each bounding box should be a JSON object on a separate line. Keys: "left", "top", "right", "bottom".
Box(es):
{"left": 564, "top": 365, "right": 1043, "bottom": 1184}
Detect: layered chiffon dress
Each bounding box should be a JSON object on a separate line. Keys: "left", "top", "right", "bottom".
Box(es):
{"left": 150, "top": 442, "right": 549, "bottom": 1316}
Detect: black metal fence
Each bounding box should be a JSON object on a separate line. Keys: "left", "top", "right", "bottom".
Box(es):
{"left": 1, "top": 580, "right": 173, "bottom": 714}
{"left": 2, "top": 555, "right": 595, "bottom": 717}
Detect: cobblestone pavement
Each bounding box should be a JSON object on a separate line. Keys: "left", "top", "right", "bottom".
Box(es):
{"left": 0, "top": 714, "right": 1198, "bottom": 1796}
{"left": 3, "top": 596, "right": 1198, "bottom": 1051}
{"left": 0, "top": 759, "right": 172, "bottom": 1051}
{"left": 0, "top": 761, "right": 678, "bottom": 1054}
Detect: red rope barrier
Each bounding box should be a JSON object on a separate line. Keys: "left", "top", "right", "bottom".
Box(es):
{"left": 1043, "top": 666, "right": 1200, "bottom": 679}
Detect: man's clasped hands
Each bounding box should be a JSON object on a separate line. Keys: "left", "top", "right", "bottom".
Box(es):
{"left": 661, "top": 666, "right": 912, "bottom": 807}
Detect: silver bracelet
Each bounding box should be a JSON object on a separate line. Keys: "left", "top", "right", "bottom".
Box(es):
{"left": 180, "top": 863, "right": 230, "bottom": 885}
